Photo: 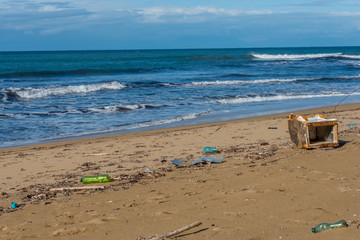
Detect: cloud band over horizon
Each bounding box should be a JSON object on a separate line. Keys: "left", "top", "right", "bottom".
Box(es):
{"left": 0, "top": 0, "right": 359, "bottom": 50}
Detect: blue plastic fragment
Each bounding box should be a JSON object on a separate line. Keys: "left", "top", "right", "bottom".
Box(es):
{"left": 172, "top": 156, "right": 224, "bottom": 166}
{"left": 11, "top": 202, "right": 17, "bottom": 209}
{"left": 171, "top": 158, "right": 187, "bottom": 166}
{"left": 347, "top": 123, "right": 360, "bottom": 126}
{"left": 203, "top": 147, "right": 217, "bottom": 153}
{"left": 192, "top": 156, "right": 223, "bottom": 165}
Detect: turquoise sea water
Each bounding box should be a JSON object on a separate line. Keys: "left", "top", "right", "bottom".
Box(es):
{"left": 1, "top": 47, "right": 360, "bottom": 148}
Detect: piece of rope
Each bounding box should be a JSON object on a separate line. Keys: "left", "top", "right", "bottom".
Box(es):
{"left": 329, "top": 87, "right": 360, "bottom": 118}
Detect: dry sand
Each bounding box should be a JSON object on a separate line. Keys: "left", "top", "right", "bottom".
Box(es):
{"left": 0, "top": 103, "right": 360, "bottom": 239}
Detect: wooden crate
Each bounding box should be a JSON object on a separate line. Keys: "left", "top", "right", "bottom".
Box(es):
{"left": 287, "top": 113, "right": 339, "bottom": 149}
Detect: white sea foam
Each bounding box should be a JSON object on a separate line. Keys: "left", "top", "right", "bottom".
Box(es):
{"left": 102, "top": 104, "right": 144, "bottom": 112}
{"left": 215, "top": 92, "right": 360, "bottom": 105}
{"left": 148, "top": 112, "right": 206, "bottom": 125}
{"left": 190, "top": 79, "right": 299, "bottom": 86}
{"left": 189, "top": 75, "right": 360, "bottom": 86}
{"left": 252, "top": 53, "right": 343, "bottom": 60}
{"left": 338, "top": 75, "right": 360, "bottom": 79}
{"left": 92, "top": 104, "right": 163, "bottom": 113}
{"left": 123, "top": 111, "right": 209, "bottom": 129}
{"left": 10, "top": 81, "right": 126, "bottom": 99}
{"left": 342, "top": 54, "right": 360, "bottom": 59}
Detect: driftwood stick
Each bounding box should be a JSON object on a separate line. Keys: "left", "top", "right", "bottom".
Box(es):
{"left": 150, "top": 221, "right": 202, "bottom": 240}
{"left": 84, "top": 153, "right": 109, "bottom": 156}
{"left": 49, "top": 186, "right": 105, "bottom": 192}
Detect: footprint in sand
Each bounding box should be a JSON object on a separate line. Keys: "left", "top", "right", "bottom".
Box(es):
{"left": 52, "top": 227, "right": 90, "bottom": 236}
{"left": 153, "top": 211, "right": 173, "bottom": 216}
{"left": 338, "top": 186, "right": 352, "bottom": 192}
{"left": 84, "top": 215, "right": 117, "bottom": 225}
{"left": 52, "top": 215, "right": 117, "bottom": 236}
{"left": 145, "top": 195, "right": 170, "bottom": 203}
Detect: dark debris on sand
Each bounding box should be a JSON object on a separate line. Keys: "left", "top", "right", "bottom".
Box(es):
{"left": 0, "top": 142, "right": 283, "bottom": 216}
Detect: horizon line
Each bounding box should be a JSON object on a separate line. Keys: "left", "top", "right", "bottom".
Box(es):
{"left": 1, "top": 45, "right": 360, "bottom": 53}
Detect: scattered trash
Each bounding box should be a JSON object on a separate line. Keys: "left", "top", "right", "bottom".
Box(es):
{"left": 347, "top": 123, "right": 360, "bottom": 126}
{"left": 268, "top": 127, "right": 278, "bottom": 129}
{"left": 142, "top": 168, "right": 153, "bottom": 173}
{"left": 171, "top": 156, "right": 223, "bottom": 166}
{"left": 192, "top": 156, "right": 223, "bottom": 165}
{"left": 287, "top": 113, "right": 339, "bottom": 149}
{"left": 203, "top": 146, "right": 217, "bottom": 153}
{"left": 171, "top": 158, "right": 187, "bottom": 166}
{"left": 312, "top": 219, "right": 348, "bottom": 233}
{"left": 11, "top": 202, "right": 17, "bottom": 209}
{"left": 49, "top": 186, "right": 105, "bottom": 192}
{"left": 345, "top": 219, "right": 359, "bottom": 228}
{"left": 81, "top": 174, "right": 110, "bottom": 184}
{"left": 149, "top": 221, "right": 202, "bottom": 240}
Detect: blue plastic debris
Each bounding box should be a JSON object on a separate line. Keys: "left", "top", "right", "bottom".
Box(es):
{"left": 171, "top": 158, "right": 187, "bottom": 166}
{"left": 203, "top": 147, "right": 217, "bottom": 153}
{"left": 171, "top": 156, "right": 223, "bottom": 166}
{"left": 11, "top": 202, "right": 17, "bottom": 209}
{"left": 192, "top": 156, "right": 223, "bottom": 165}
{"left": 347, "top": 123, "right": 360, "bottom": 126}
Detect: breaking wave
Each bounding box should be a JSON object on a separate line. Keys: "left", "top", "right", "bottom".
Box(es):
{"left": 0, "top": 104, "right": 166, "bottom": 118}
{"left": 342, "top": 54, "right": 360, "bottom": 59}
{"left": 122, "top": 111, "right": 210, "bottom": 130}
{"left": 190, "top": 79, "right": 298, "bottom": 86}
{"left": 251, "top": 53, "right": 360, "bottom": 60}
{"left": 189, "top": 75, "right": 360, "bottom": 86}
{"left": 214, "top": 92, "right": 360, "bottom": 105}
{"left": 92, "top": 104, "right": 165, "bottom": 112}
{"left": 2, "top": 81, "right": 126, "bottom": 100}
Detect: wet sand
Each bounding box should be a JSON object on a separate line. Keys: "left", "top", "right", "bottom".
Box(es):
{"left": 0, "top": 103, "right": 360, "bottom": 239}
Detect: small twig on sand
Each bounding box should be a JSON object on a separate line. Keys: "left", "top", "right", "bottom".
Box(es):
{"left": 84, "top": 153, "right": 109, "bottom": 156}
{"left": 49, "top": 186, "right": 105, "bottom": 192}
{"left": 150, "top": 221, "right": 202, "bottom": 240}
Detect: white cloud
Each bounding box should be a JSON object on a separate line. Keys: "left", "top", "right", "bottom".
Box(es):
{"left": 135, "top": 6, "right": 272, "bottom": 16}
{"left": 38, "top": 5, "right": 63, "bottom": 12}
{"left": 0, "top": 1, "right": 93, "bottom": 34}
{"left": 132, "top": 6, "right": 273, "bottom": 23}
{"left": 0, "top": 1, "right": 274, "bottom": 30}
{"left": 330, "top": 11, "right": 360, "bottom": 16}
{"left": 39, "top": 26, "right": 65, "bottom": 34}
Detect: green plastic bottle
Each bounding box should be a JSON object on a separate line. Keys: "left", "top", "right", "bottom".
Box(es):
{"left": 312, "top": 220, "right": 348, "bottom": 233}
{"left": 81, "top": 174, "right": 110, "bottom": 184}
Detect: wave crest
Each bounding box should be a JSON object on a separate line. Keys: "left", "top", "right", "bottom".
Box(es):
{"left": 124, "top": 111, "right": 210, "bottom": 130}
{"left": 251, "top": 53, "right": 360, "bottom": 60}
{"left": 93, "top": 104, "right": 165, "bottom": 112}
{"left": 190, "top": 79, "right": 298, "bottom": 86}
{"left": 251, "top": 53, "right": 343, "bottom": 60}
{"left": 214, "top": 92, "right": 360, "bottom": 104}
{"left": 189, "top": 75, "right": 360, "bottom": 86}
{"left": 4, "top": 81, "right": 126, "bottom": 100}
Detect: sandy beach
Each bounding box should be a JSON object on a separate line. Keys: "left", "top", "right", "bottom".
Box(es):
{"left": 0, "top": 103, "right": 360, "bottom": 239}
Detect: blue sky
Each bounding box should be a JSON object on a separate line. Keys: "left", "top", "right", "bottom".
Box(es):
{"left": 0, "top": 0, "right": 360, "bottom": 51}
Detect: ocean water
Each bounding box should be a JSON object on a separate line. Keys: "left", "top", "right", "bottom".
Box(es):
{"left": 1, "top": 47, "right": 360, "bottom": 148}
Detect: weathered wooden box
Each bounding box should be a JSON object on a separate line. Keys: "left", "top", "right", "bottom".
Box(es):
{"left": 287, "top": 113, "right": 339, "bottom": 149}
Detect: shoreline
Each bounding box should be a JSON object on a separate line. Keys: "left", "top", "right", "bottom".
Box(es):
{"left": 1, "top": 103, "right": 360, "bottom": 239}
{"left": 3, "top": 101, "right": 359, "bottom": 150}
{"left": 1, "top": 102, "right": 359, "bottom": 190}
